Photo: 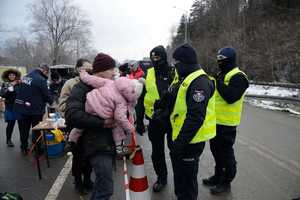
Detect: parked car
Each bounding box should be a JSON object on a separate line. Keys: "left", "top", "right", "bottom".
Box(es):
{"left": 49, "top": 64, "right": 75, "bottom": 80}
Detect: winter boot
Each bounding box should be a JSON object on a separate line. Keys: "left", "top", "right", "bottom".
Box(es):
{"left": 210, "top": 183, "right": 231, "bottom": 195}
{"left": 153, "top": 177, "right": 167, "bottom": 192}
{"left": 74, "top": 177, "right": 87, "bottom": 195}
{"left": 6, "top": 140, "right": 14, "bottom": 147}
{"left": 202, "top": 175, "right": 220, "bottom": 187}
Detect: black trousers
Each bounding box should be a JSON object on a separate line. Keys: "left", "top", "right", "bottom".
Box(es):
{"left": 71, "top": 144, "right": 92, "bottom": 186}
{"left": 147, "top": 119, "right": 168, "bottom": 181}
{"left": 17, "top": 114, "right": 43, "bottom": 150}
{"left": 168, "top": 134, "right": 205, "bottom": 200}
{"left": 6, "top": 120, "right": 16, "bottom": 141}
{"left": 65, "top": 125, "right": 92, "bottom": 186}
{"left": 209, "top": 125, "right": 237, "bottom": 184}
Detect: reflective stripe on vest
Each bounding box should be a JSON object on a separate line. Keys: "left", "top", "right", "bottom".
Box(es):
{"left": 170, "top": 69, "right": 216, "bottom": 143}
{"left": 144, "top": 68, "right": 160, "bottom": 119}
{"left": 215, "top": 67, "right": 248, "bottom": 126}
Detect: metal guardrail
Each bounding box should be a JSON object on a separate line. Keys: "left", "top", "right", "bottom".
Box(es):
{"left": 247, "top": 81, "right": 300, "bottom": 103}
{"left": 250, "top": 81, "right": 300, "bottom": 89}
{"left": 246, "top": 94, "right": 300, "bottom": 103}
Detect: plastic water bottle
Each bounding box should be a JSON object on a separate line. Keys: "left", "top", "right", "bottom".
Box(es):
{"left": 53, "top": 112, "right": 60, "bottom": 128}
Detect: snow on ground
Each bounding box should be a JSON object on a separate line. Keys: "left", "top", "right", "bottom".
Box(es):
{"left": 246, "top": 85, "right": 299, "bottom": 97}
{"left": 245, "top": 85, "right": 300, "bottom": 115}
{"left": 245, "top": 99, "right": 300, "bottom": 115}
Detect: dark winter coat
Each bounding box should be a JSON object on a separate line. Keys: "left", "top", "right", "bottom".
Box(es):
{"left": 49, "top": 80, "right": 65, "bottom": 103}
{"left": 216, "top": 63, "right": 249, "bottom": 104}
{"left": 14, "top": 69, "right": 53, "bottom": 115}
{"left": 170, "top": 63, "right": 215, "bottom": 147}
{"left": 65, "top": 81, "right": 115, "bottom": 158}
{"left": 135, "top": 64, "right": 176, "bottom": 134}
{"left": 135, "top": 45, "right": 176, "bottom": 135}
{"left": 0, "top": 69, "right": 21, "bottom": 110}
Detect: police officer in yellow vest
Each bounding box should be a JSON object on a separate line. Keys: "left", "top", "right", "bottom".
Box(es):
{"left": 168, "top": 44, "right": 216, "bottom": 200}
{"left": 202, "top": 47, "right": 249, "bottom": 194}
{"left": 136, "top": 45, "right": 176, "bottom": 192}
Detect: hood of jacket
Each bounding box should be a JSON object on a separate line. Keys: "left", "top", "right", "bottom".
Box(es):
{"left": 1, "top": 69, "right": 21, "bottom": 82}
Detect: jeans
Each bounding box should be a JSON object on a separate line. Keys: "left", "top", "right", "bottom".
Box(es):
{"left": 89, "top": 154, "right": 113, "bottom": 200}
{"left": 6, "top": 120, "right": 16, "bottom": 141}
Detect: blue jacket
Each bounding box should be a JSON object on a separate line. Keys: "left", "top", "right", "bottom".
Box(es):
{"left": 14, "top": 69, "right": 53, "bottom": 115}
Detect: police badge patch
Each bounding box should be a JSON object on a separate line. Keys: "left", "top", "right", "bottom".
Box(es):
{"left": 193, "top": 90, "right": 205, "bottom": 102}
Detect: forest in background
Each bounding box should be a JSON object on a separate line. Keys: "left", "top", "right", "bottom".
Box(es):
{"left": 169, "top": 0, "right": 300, "bottom": 83}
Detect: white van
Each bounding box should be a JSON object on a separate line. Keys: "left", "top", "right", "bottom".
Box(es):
{"left": 49, "top": 64, "right": 75, "bottom": 80}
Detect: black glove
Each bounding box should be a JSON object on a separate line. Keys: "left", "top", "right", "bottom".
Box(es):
{"left": 216, "top": 78, "right": 226, "bottom": 93}
{"left": 136, "top": 123, "right": 145, "bottom": 136}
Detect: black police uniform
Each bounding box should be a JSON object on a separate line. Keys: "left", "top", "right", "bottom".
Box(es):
{"left": 204, "top": 47, "right": 249, "bottom": 194}
{"left": 209, "top": 69, "right": 248, "bottom": 184}
{"left": 168, "top": 44, "right": 215, "bottom": 200}
{"left": 135, "top": 46, "right": 176, "bottom": 192}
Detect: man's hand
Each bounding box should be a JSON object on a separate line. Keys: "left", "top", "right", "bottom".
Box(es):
{"left": 103, "top": 118, "right": 116, "bottom": 128}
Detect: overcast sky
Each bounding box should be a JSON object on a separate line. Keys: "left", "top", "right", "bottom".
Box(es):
{"left": 0, "top": 0, "right": 194, "bottom": 62}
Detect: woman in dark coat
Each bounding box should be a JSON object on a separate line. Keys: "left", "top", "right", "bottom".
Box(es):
{"left": 0, "top": 69, "right": 21, "bottom": 147}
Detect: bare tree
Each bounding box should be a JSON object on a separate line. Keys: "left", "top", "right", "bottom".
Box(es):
{"left": 29, "top": 0, "right": 91, "bottom": 65}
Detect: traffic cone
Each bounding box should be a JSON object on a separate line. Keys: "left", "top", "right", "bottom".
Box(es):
{"left": 129, "top": 146, "right": 151, "bottom": 200}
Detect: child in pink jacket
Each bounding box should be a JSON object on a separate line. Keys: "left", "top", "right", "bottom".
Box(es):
{"left": 68, "top": 70, "right": 144, "bottom": 154}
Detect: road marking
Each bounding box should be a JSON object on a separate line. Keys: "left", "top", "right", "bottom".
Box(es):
{"left": 44, "top": 155, "right": 73, "bottom": 200}
{"left": 238, "top": 136, "right": 300, "bottom": 178}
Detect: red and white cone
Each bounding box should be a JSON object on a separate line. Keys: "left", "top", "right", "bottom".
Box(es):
{"left": 129, "top": 147, "right": 151, "bottom": 200}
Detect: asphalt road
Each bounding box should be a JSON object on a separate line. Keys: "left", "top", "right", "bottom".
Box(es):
{"left": 0, "top": 104, "right": 299, "bottom": 200}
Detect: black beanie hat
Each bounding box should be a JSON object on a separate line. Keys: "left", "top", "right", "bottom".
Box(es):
{"left": 150, "top": 45, "right": 167, "bottom": 62}
{"left": 92, "top": 53, "right": 116, "bottom": 73}
{"left": 173, "top": 44, "right": 198, "bottom": 64}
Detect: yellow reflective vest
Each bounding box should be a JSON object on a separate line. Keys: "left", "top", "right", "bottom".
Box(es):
{"left": 170, "top": 69, "right": 216, "bottom": 143}
{"left": 144, "top": 68, "right": 160, "bottom": 119}
{"left": 144, "top": 67, "right": 178, "bottom": 119}
{"left": 216, "top": 67, "right": 248, "bottom": 126}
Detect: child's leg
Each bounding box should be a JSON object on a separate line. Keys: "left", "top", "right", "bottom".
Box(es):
{"left": 113, "top": 126, "right": 134, "bottom": 156}
{"left": 112, "top": 126, "right": 126, "bottom": 144}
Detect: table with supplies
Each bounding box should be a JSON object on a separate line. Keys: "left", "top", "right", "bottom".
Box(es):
{"left": 31, "top": 118, "right": 66, "bottom": 179}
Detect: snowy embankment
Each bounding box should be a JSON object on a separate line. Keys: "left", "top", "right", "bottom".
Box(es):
{"left": 245, "top": 85, "right": 300, "bottom": 115}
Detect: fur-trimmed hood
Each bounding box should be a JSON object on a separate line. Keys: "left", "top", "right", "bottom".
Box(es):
{"left": 1, "top": 68, "right": 21, "bottom": 82}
